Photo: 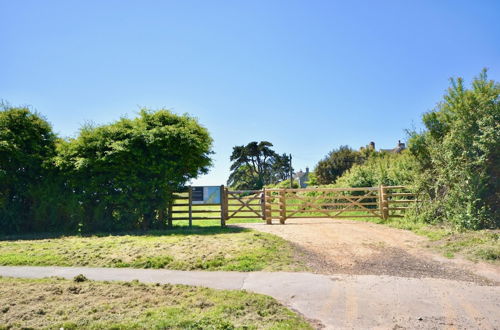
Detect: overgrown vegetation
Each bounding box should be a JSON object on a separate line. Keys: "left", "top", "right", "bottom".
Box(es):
{"left": 334, "top": 151, "right": 417, "bottom": 188}
{"left": 0, "top": 277, "right": 312, "bottom": 329}
{"left": 408, "top": 70, "right": 499, "bottom": 229}
{"left": 0, "top": 105, "right": 213, "bottom": 234}
{"left": 0, "top": 227, "right": 306, "bottom": 272}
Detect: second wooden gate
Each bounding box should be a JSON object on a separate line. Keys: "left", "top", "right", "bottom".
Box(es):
{"left": 225, "top": 189, "right": 264, "bottom": 220}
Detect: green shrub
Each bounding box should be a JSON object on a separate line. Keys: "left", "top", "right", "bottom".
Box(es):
{"left": 1, "top": 105, "right": 213, "bottom": 234}
{"left": 55, "top": 108, "right": 213, "bottom": 232}
{"left": 0, "top": 104, "right": 60, "bottom": 234}
{"left": 408, "top": 70, "right": 499, "bottom": 229}
{"left": 265, "top": 179, "right": 299, "bottom": 189}
{"left": 334, "top": 151, "right": 417, "bottom": 188}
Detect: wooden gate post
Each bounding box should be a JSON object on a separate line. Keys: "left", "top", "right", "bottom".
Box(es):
{"left": 279, "top": 189, "right": 286, "bottom": 224}
{"left": 265, "top": 190, "right": 272, "bottom": 224}
{"left": 261, "top": 188, "right": 266, "bottom": 221}
{"left": 167, "top": 193, "right": 173, "bottom": 228}
{"left": 220, "top": 185, "right": 226, "bottom": 227}
{"left": 379, "top": 185, "right": 389, "bottom": 220}
{"left": 188, "top": 186, "right": 193, "bottom": 227}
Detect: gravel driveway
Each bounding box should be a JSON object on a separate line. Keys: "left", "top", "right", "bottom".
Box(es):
{"left": 236, "top": 218, "right": 500, "bottom": 285}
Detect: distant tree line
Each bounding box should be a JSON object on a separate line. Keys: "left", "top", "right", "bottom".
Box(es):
{"left": 0, "top": 104, "right": 212, "bottom": 234}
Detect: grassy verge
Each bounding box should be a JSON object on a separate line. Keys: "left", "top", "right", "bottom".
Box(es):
{"left": 356, "top": 216, "right": 499, "bottom": 263}
{"left": 0, "top": 276, "right": 312, "bottom": 329}
{"left": 0, "top": 226, "right": 307, "bottom": 272}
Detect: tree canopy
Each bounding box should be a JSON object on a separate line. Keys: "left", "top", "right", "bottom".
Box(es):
{"left": 227, "top": 141, "right": 291, "bottom": 189}
{"left": 314, "top": 145, "right": 365, "bottom": 185}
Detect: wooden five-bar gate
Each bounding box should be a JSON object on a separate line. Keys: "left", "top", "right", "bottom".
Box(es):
{"left": 169, "top": 185, "right": 418, "bottom": 227}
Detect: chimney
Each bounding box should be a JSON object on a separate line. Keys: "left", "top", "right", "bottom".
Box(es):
{"left": 305, "top": 167, "right": 309, "bottom": 174}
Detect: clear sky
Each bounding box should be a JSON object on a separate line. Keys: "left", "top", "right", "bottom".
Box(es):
{"left": 2, "top": 0, "right": 499, "bottom": 185}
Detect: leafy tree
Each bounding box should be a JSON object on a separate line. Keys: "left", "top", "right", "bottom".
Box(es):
{"left": 56, "top": 108, "right": 213, "bottom": 231}
{"left": 271, "top": 153, "right": 293, "bottom": 182}
{"left": 0, "top": 104, "right": 58, "bottom": 233}
{"left": 314, "top": 145, "right": 364, "bottom": 184}
{"left": 408, "top": 69, "right": 499, "bottom": 229}
{"left": 227, "top": 141, "right": 291, "bottom": 189}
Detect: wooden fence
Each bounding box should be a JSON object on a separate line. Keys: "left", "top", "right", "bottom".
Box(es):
{"left": 168, "top": 185, "right": 418, "bottom": 226}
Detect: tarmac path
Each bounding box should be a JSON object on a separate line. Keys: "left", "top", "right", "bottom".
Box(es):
{"left": 1, "top": 265, "right": 499, "bottom": 329}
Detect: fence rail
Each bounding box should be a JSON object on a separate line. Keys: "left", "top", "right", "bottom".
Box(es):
{"left": 168, "top": 185, "right": 419, "bottom": 226}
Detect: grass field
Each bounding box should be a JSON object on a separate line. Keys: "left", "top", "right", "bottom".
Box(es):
{"left": 0, "top": 226, "right": 307, "bottom": 271}
{"left": 0, "top": 276, "right": 312, "bottom": 329}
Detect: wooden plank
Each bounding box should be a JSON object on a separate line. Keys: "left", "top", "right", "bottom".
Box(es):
{"left": 171, "top": 217, "right": 222, "bottom": 220}
{"left": 220, "top": 184, "right": 226, "bottom": 226}
{"left": 171, "top": 210, "right": 220, "bottom": 213}
{"left": 190, "top": 203, "right": 224, "bottom": 206}
{"left": 265, "top": 190, "right": 272, "bottom": 224}
{"left": 228, "top": 216, "right": 264, "bottom": 219}
{"left": 279, "top": 189, "right": 286, "bottom": 224}
{"left": 378, "top": 185, "right": 384, "bottom": 220}
{"left": 381, "top": 185, "right": 388, "bottom": 220}
{"left": 285, "top": 202, "right": 379, "bottom": 206}
{"left": 389, "top": 200, "right": 417, "bottom": 204}
{"left": 167, "top": 200, "right": 173, "bottom": 228}
{"left": 286, "top": 215, "right": 379, "bottom": 218}
{"left": 266, "top": 187, "right": 379, "bottom": 192}
{"left": 388, "top": 207, "right": 411, "bottom": 211}
{"left": 188, "top": 186, "right": 193, "bottom": 227}
{"left": 226, "top": 209, "right": 262, "bottom": 213}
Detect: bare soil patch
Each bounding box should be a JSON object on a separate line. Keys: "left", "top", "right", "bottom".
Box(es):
{"left": 237, "top": 218, "right": 499, "bottom": 285}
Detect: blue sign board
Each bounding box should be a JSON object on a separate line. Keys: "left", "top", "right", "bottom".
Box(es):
{"left": 192, "top": 186, "right": 221, "bottom": 204}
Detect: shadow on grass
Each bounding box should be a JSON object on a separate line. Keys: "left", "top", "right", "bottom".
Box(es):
{"left": 0, "top": 225, "right": 251, "bottom": 242}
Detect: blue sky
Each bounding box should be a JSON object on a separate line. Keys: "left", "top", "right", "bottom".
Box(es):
{"left": 2, "top": 0, "right": 499, "bottom": 185}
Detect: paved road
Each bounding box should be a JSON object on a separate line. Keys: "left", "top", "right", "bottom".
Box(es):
{"left": 1, "top": 266, "right": 499, "bottom": 329}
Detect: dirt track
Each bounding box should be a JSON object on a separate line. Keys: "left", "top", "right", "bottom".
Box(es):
{"left": 237, "top": 218, "right": 500, "bottom": 285}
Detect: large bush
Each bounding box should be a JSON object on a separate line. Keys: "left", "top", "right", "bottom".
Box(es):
{"left": 334, "top": 151, "right": 417, "bottom": 188}
{"left": 1, "top": 106, "right": 213, "bottom": 234}
{"left": 0, "top": 105, "right": 59, "bottom": 233}
{"left": 408, "top": 70, "right": 499, "bottom": 229}
{"left": 56, "top": 108, "right": 213, "bottom": 231}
